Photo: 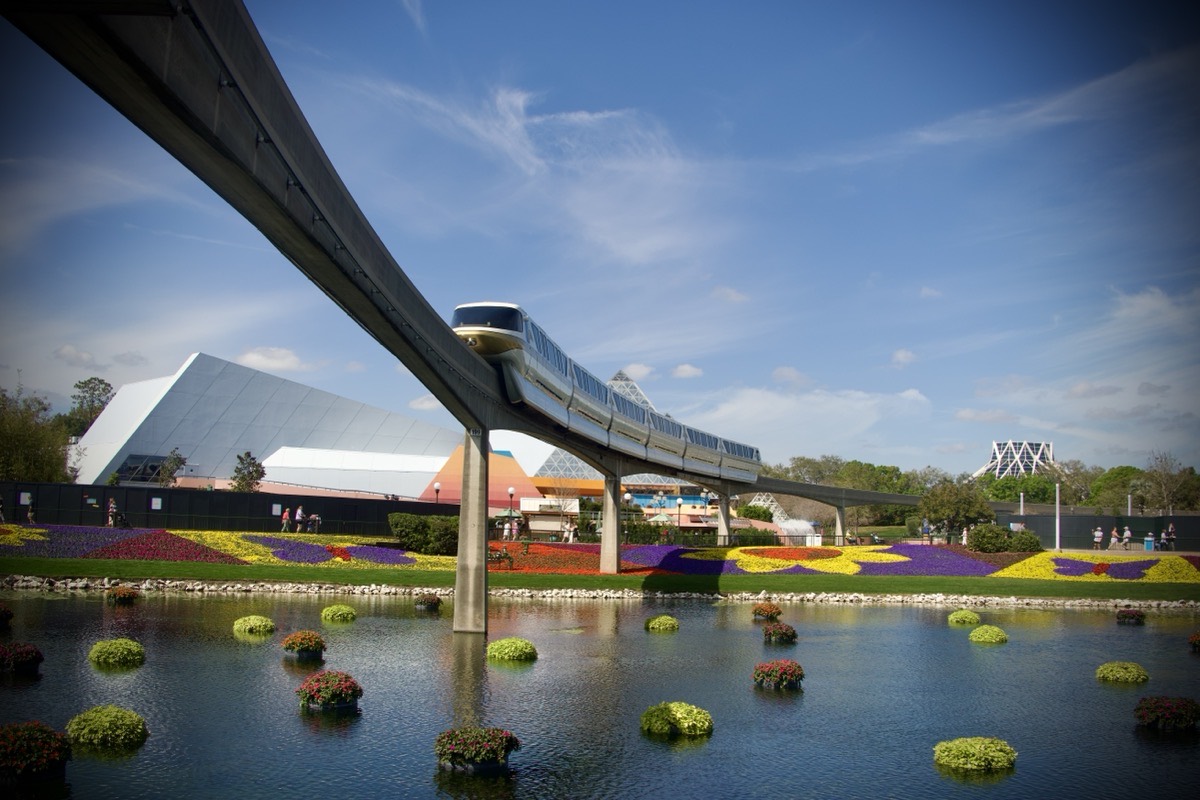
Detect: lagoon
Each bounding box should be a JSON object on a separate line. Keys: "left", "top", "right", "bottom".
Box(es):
{"left": 1, "top": 591, "right": 1197, "bottom": 799}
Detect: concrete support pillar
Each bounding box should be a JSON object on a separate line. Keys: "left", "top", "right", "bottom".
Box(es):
{"left": 453, "top": 426, "right": 489, "bottom": 633}
{"left": 716, "top": 494, "right": 732, "bottom": 546}
{"left": 834, "top": 505, "right": 847, "bottom": 545}
{"left": 600, "top": 474, "right": 621, "bottom": 574}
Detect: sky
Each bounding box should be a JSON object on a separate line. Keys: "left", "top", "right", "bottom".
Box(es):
{"left": 1, "top": 1, "right": 1198, "bottom": 479}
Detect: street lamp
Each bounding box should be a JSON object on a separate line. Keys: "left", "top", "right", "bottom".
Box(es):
{"left": 433, "top": 482, "right": 440, "bottom": 505}
{"left": 508, "top": 486, "right": 516, "bottom": 541}
{"left": 676, "top": 496, "right": 683, "bottom": 532}
{"left": 623, "top": 492, "right": 633, "bottom": 542}
{"left": 656, "top": 490, "right": 664, "bottom": 509}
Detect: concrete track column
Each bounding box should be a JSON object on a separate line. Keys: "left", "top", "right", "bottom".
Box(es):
{"left": 716, "top": 495, "right": 732, "bottom": 546}
{"left": 453, "top": 426, "right": 489, "bottom": 633}
{"left": 600, "top": 474, "right": 621, "bottom": 574}
{"left": 834, "top": 505, "right": 847, "bottom": 545}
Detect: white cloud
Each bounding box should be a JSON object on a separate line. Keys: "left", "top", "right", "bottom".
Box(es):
{"left": 672, "top": 363, "right": 703, "bottom": 378}
{"left": 919, "top": 286, "right": 942, "bottom": 299}
{"left": 622, "top": 363, "right": 654, "bottom": 381}
{"left": 112, "top": 351, "right": 148, "bottom": 367}
{"left": 955, "top": 408, "right": 1018, "bottom": 424}
{"left": 408, "top": 393, "right": 441, "bottom": 411}
{"left": 344, "top": 361, "right": 367, "bottom": 373}
{"left": 772, "top": 366, "right": 808, "bottom": 386}
{"left": 235, "top": 347, "right": 316, "bottom": 373}
{"left": 53, "top": 345, "right": 102, "bottom": 370}
{"left": 1137, "top": 382, "right": 1170, "bottom": 397}
{"left": 1066, "top": 381, "right": 1122, "bottom": 399}
{"left": 712, "top": 286, "right": 748, "bottom": 303}
{"left": 891, "top": 349, "right": 916, "bottom": 368}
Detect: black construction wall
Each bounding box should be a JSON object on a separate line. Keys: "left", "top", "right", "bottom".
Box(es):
{"left": 996, "top": 512, "right": 1195, "bottom": 551}
{"left": 0, "top": 482, "right": 458, "bottom": 536}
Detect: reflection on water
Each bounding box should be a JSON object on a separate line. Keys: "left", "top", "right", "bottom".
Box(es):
{"left": 0, "top": 592, "right": 1197, "bottom": 799}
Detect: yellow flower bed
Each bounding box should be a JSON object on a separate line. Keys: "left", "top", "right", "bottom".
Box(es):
{"left": 989, "top": 552, "right": 1200, "bottom": 583}
{"left": 169, "top": 530, "right": 457, "bottom": 570}
{"left": 726, "top": 546, "right": 910, "bottom": 575}
{"left": 172, "top": 530, "right": 281, "bottom": 564}
{"left": 0, "top": 524, "right": 47, "bottom": 547}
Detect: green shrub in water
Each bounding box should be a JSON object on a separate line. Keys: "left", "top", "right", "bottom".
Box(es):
{"left": 87, "top": 638, "right": 145, "bottom": 668}
{"left": 644, "top": 614, "right": 680, "bottom": 633}
{"left": 948, "top": 609, "right": 980, "bottom": 625}
{"left": 1095, "top": 661, "right": 1149, "bottom": 683}
{"left": 232, "top": 615, "right": 275, "bottom": 636}
{"left": 968, "top": 625, "right": 1008, "bottom": 644}
{"left": 486, "top": 637, "right": 538, "bottom": 662}
{"left": 320, "top": 604, "right": 357, "bottom": 623}
{"left": 66, "top": 705, "right": 148, "bottom": 751}
{"left": 640, "top": 701, "right": 714, "bottom": 737}
{"left": 933, "top": 737, "right": 1017, "bottom": 771}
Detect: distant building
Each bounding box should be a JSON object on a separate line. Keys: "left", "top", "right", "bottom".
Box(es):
{"left": 972, "top": 441, "right": 1055, "bottom": 480}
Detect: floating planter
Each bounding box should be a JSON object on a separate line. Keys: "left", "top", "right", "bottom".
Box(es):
{"left": 1116, "top": 608, "right": 1146, "bottom": 625}
{"left": 66, "top": 705, "right": 149, "bottom": 752}
{"left": 434, "top": 726, "right": 521, "bottom": 774}
{"left": 644, "top": 614, "right": 679, "bottom": 633}
{"left": 762, "top": 622, "right": 798, "bottom": 645}
{"left": 0, "top": 721, "right": 71, "bottom": 784}
{"left": 947, "top": 609, "right": 981, "bottom": 625}
{"left": 1095, "top": 661, "right": 1149, "bottom": 683}
{"left": 281, "top": 630, "right": 326, "bottom": 661}
{"left": 414, "top": 593, "right": 442, "bottom": 611}
{"left": 486, "top": 637, "right": 538, "bottom": 662}
{"left": 751, "top": 602, "right": 783, "bottom": 621}
{"left": 1133, "top": 696, "right": 1200, "bottom": 732}
{"left": 640, "top": 701, "right": 714, "bottom": 738}
{"left": 1, "top": 643, "right": 44, "bottom": 676}
{"left": 105, "top": 585, "right": 140, "bottom": 606}
{"left": 1190, "top": 631, "right": 1200, "bottom": 652}
{"left": 296, "top": 669, "right": 363, "bottom": 712}
{"left": 968, "top": 625, "right": 1008, "bottom": 644}
{"left": 232, "top": 615, "right": 276, "bottom": 636}
{"left": 87, "top": 637, "right": 145, "bottom": 668}
{"left": 752, "top": 659, "right": 805, "bottom": 691}
{"left": 320, "top": 604, "right": 357, "bottom": 623}
{"left": 932, "top": 737, "right": 1017, "bottom": 772}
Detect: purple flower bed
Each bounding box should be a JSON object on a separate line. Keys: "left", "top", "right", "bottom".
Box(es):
{"left": 619, "top": 545, "right": 809, "bottom": 575}
{"left": 83, "top": 530, "right": 246, "bottom": 564}
{"left": 857, "top": 544, "right": 999, "bottom": 577}
{"left": 1052, "top": 558, "right": 1158, "bottom": 580}
{"left": 245, "top": 535, "right": 332, "bottom": 564}
{"left": 1, "top": 525, "right": 147, "bottom": 558}
{"left": 345, "top": 545, "right": 416, "bottom": 565}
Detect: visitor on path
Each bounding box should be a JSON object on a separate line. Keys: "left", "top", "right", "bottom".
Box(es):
{"left": 26, "top": 502, "right": 35, "bottom": 525}
{"left": 295, "top": 506, "right": 305, "bottom": 533}
{"left": 1122, "top": 526, "right": 1131, "bottom": 550}
{"left": 1167, "top": 524, "right": 1176, "bottom": 551}
{"left": 0, "top": 495, "right": 5, "bottom": 523}
{"left": 1108, "top": 526, "right": 1121, "bottom": 550}
{"left": 1092, "top": 527, "right": 1103, "bottom": 549}
{"left": 107, "top": 498, "right": 118, "bottom": 527}
{"left": 281, "top": 507, "right": 291, "bottom": 532}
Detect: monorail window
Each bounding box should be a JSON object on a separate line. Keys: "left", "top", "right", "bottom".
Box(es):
{"left": 649, "top": 413, "right": 682, "bottom": 438}
{"left": 527, "top": 322, "right": 569, "bottom": 376}
{"left": 572, "top": 365, "right": 610, "bottom": 402}
{"left": 686, "top": 428, "right": 719, "bottom": 449}
{"left": 451, "top": 305, "right": 524, "bottom": 332}
{"left": 611, "top": 393, "right": 646, "bottom": 423}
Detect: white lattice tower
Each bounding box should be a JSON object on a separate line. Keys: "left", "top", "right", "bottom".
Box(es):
{"left": 747, "top": 492, "right": 789, "bottom": 523}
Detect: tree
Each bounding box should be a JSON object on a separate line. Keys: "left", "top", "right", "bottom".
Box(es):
{"left": 0, "top": 385, "right": 72, "bottom": 482}
{"left": 977, "top": 473, "right": 1056, "bottom": 504}
{"left": 736, "top": 503, "right": 774, "bottom": 522}
{"left": 1043, "top": 459, "right": 1103, "bottom": 506}
{"left": 157, "top": 447, "right": 187, "bottom": 487}
{"left": 56, "top": 377, "right": 114, "bottom": 437}
{"left": 1141, "top": 451, "right": 1189, "bottom": 513}
{"left": 229, "top": 451, "right": 265, "bottom": 493}
{"left": 918, "top": 479, "right": 994, "bottom": 533}
{"left": 1087, "top": 466, "right": 1146, "bottom": 514}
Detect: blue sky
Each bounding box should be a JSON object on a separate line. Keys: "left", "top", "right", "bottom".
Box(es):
{"left": 1, "top": 1, "right": 1197, "bottom": 478}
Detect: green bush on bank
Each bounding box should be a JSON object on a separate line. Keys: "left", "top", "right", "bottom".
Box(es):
{"left": 387, "top": 513, "right": 459, "bottom": 556}
{"left": 968, "top": 523, "right": 1043, "bottom": 554}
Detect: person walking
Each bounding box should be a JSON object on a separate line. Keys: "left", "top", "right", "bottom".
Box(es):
{"left": 1092, "top": 527, "right": 1103, "bottom": 550}
{"left": 294, "top": 506, "right": 305, "bottom": 533}
{"left": 1122, "top": 526, "right": 1131, "bottom": 550}
{"left": 1108, "top": 526, "right": 1121, "bottom": 550}
{"left": 107, "top": 498, "right": 118, "bottom": 528}
{"left": 281, "top": 507, "right": 291, "bottom": 532}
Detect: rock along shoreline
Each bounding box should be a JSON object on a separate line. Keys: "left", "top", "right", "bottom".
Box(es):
{"left": 3, "top": 573, "right": 1196, "bottom": 612}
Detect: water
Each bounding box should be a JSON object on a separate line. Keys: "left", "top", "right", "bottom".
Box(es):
{"left": 1, "top": 592, "right": 1197, "bottom": 799}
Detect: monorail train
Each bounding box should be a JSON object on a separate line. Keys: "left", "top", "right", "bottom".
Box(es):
{"left": 451, "top": 301, "right": 762, "bottom": 482}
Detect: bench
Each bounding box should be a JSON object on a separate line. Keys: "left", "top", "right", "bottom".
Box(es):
{"left": 487, "top": 548, "right": 514, "bottom": 569}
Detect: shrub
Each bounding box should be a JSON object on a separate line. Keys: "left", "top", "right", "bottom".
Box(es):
{"left": 1, "top": 643, "right": 44, "bottom": 673}
{"left": 932, "top": 737, "right": 1017, "bottom": 771}
{"left": 296, "top": 670, "right": 363, "bottom": 707}
{"left": 966, "top": 524, "right": 1013, "bottom": 553}
{"left": 639, "top": 701, "right": 714, "bottom": 737}
{"left": 320, "top": 604, "right": 357, "bottom": 623}
{"left": 752, "top": 659, "right": 804, "bottom": 690}
{"left": 0, "top": 721, "right": 71, "bottom": 778}
{"left": 1007, "top": 530, "right": 1043, "bottom": 552}
{"left": 762, "top": 622, "right": 798, "bottom": 644}
{"left": 415, "top": 593, "right": 442, "bottom": 610}
{"left": 1190, "top": 631, "right": 1200, "bottom": 652}
{"left": 486, "top": 637, "right": 538, "bottom": 662}
{"left": 644, "top": 614, "right": 680, "bottom": 633}
{"left": 281, "top": 630, "right": 326, "bottom": 654}
{"left": 106, "top": 585, "right": 140, "bottom": 606}
{"left": 968, "top": 625, "right": 1008, "bottom": 644}
{"left": 232, "top": 615, "right": 275, "bottom": 636}
{"left": 948, "top": 609, "right": 981, "bottom": 625}
{"left": 1133, "top": 696, "right": 1200, "bottom": 732}
{"left": 387, "top": 512, "right": 459, "bottom": 556}
{"left": 88, "top": 637, "right": 146, "bottom": 668}
{"left": 1116, "top": 608, "right": 1146, "bottom": 625}
{"left": 751, "top": 602, "right": 783, "bottom": 620}
{"left": 66, "top": 705, "right": 149, "bottom": 750}
{"left": 1095, "top": 661, "right": 1149, "bottom": 683}
{"left": 434, "top": 727, "right": 521, "bottom": 766}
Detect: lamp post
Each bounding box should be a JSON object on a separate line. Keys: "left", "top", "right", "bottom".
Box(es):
{"left": 623, "top": 492, "right": 633, "bottom": 543}
{"left": 433, "top": 482, "right": 440, "bottom": 505}
{"left": 656, "top": 490, "right": 664, "bottom": 510}
{"left": 508, "top": 486, "right": 516, "bottom": 541}
{"left": 676, "top": 496, "right": 683, "bottom": 534}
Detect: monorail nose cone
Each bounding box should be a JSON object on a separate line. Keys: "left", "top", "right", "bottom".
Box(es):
{"left": 466, "top": 337, "right": 477, "bottom": 346}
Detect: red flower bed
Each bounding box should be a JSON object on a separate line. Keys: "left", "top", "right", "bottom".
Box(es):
{"left": 82, "top": 530, "right": 246, "bottom": 564}
{"left": 488, "top": 542, "right": 658, "bottom": 575}
{"left": 1093, "top": 563, "right": 1110, "bottom": 576}
{"left": 324, "top": 545, "right": 353, "bottom": 561}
